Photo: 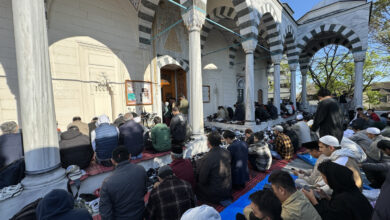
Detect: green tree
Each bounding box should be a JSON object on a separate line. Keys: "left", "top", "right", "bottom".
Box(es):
{"left": 371, "top": 0, "right": 390, "bottom": 54}
{"left": 308, "top": 45, "right": 389, "bottom": 95}
{"left": 365, "top": 88, "right": 384, "bottom": 109}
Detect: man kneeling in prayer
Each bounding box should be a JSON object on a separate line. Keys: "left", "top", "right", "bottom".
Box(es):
{"left": 293, "top": 141, "right": 327, "bottom": 187}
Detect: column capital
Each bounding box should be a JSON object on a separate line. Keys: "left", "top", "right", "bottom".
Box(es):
{"left": 271, "top": 55, "right": 282, "bottom": 64}
{"left": 353, "top": 51, "right": 366, "bottom": 62}
{"left": 181, "top": 0, "right": 207, "bottom": 32}
{"left": 289, "top": 64, "right": 298, "bottom": 72}
{"left": 242, "top": 38, "right": 258, "bottom": 54}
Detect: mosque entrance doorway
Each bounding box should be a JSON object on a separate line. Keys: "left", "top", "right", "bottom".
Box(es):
{"left": 160, "top": 65, "right": 187, "bottom": 102}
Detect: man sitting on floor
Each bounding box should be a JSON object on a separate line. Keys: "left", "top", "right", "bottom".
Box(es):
{"left": 169, "top": 145, "right": 196, "bottom": 189}
{"left": 59, "top": 125, "right": 93, "bottom": 169}
{"left": 248, "top": 131, "right": 272, "bottom": 172}
{"left": 293, "top": 141, "right": 327, "bottom": 187}
{"left": 36, "top": 189, "right": 92, "bottom": 220}
{"left": 273, "top": 125, "right": 294, "bottom": 160}
{"left": 269, "top": 170, "right": 321, "bottom": 220}
{"left": 68, "top": 116, "right": 90, "bottom": 137}
{"left": 145, "top": 165, "right": 195, "bottom": 220}
{"left": 238, "top": 189, "right": 282, "bottom": 220}
{"left": 99, "top": 146, "right": 147, "bottom": 220}
{"left": 150, "top": 116, "right": 171, "bottom": 152}
{"left": 91, "top": 115, "right": 119, "bottom": 167}
{"left": 196, "top": 131, "right": 232, "bottom": 205}
{"left": 223, "top": 130, "right": 249, "bottom": 189}
{"left": 119, "top": 112, "right": 144, "bottom": 159}
{"left": 0, "top": 121, "right": 23, "bottom": 169}
{"left": 318, "top": 135, "right": 363, "bottom": 191}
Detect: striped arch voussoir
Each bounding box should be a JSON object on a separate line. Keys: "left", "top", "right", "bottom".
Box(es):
{"left": 297, "top": 24, "right": 363, "bottom": 57}
{"left": 258, "top": 3, "right": 283, "bottom": 58}
{"left": 157, "top": 55, "right": 189, "bottom": 72}
{"left": 201, "top": 6, "right": 238, "bottom": 50}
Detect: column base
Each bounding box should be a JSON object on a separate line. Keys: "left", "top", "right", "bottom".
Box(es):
{"left": 185, "top": 134, "right": 208, "bottom": 157}
{"left": 244, "top": 121, "right": 256, "bottom": 126}
{"left": 1, "top": 168, "right": 67, "bottom": 219}
{"left": 22, "top": 167, "right": 66, "bottom": 190}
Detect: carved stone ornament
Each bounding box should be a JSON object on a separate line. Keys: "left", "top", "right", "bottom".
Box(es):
{"left": 353, "top": 51, "right": 366, "bottom": 62}
{"left": 271, "top": 55, "right": 283, "bottom": 64}
{"left": 241, "top": 39, "right": 258, "bottom": 54}
{"left": 182, "top": 8, "right": 206, "bottom": 32}
{"left": 96, "top": 73, "right": 110, "bottom": 92}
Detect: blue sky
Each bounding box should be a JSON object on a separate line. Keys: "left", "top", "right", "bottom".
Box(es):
{"left": 279, "top": 0, "right": 389, "bottom": 90}
{"left": 280, "top": 0, "right": 323, "bottom": 20}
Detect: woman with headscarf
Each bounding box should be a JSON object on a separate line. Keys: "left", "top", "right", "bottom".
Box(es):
{"left": 303, "top": 160, "right": 373, "bottom": 220}
{"left": 90, "top": 115, "right": 119, "bottom": 167}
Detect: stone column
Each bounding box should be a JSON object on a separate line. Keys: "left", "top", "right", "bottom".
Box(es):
{"left": 301, "top": 69, "right": 308, "bottom": 110}
{"left": 353, "top": 51, "right": 366, "bottom": 108}
{"left": 242, "top": 39, "right": 258, "bottom": 125}
{"left": 273, "top": 57, "right": 282, "bottom": 116}
{"left": 290, "top": 65, "right": 297, "bottom": 109}
{"left": 181, "top": 1, "right": 206, "bottom": 135}
{"left": 12, "top": 0, "right": 65, "bottom": 187}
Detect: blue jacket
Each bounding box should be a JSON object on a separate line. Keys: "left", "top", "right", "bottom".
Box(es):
{"left": 119, "top": 120, "right": 144, "bottom": 156}
{"left": 95, "top": 123, "right": 118, "bottom": 160}
{"left": 228, "top": 140, "right": 249, "bottom": 185}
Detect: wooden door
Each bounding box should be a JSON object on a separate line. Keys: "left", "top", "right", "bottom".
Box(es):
{"left": 176, "top": 69, "right": 187, "bottom": 98}
{"left": 161, "top": 69, "right": 176, "bottom": 102}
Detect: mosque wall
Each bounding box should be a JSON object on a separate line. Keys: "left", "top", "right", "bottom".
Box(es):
{"left": 0, "top": 0, "right": 259, "bottom": 130}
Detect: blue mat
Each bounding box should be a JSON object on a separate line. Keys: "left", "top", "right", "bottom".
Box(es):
{"left": 220, "top": 175, "right": 297, "bottom": 220}
{"left": 297, "top": 153, "right": 317, "bottom": 166}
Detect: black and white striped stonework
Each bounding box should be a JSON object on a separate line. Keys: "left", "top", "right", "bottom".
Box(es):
{"left": 297, "top": 24, "right": 362, "bottom": 72}
{"left": 257, "top": 3, "right": 283, "bottom": 62}
{"left": 200, "top": 6, "right": 238, "bottom": 50}
{"left": 157, "top": 55, "right": 190, "bottom": 72}
{"left": 232, "top": 0, "right": 259, "bottom": 40}
{"left": 138, "top": 0, "right": 191, "bottom": 47}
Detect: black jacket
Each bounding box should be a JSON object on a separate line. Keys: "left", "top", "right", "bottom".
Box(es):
{"left": 267, "top": 104, "right": 278, "bottom": 119}
{"left": 99, "top": 161, "right": 147, "bottom": 220}
{"left": 314, "top": 161, "right": 373, "bottom": 220}
{"left": 170, "top": 114, "right": 187, "bottom": 143}
{"left": 196, "top": 146, "right": 232, "bottom": 203}
{"left": 0, "top": 133, "right": 23, "bottom": 168}
{"left": 233, "top": 104, "right": 245, "bottom": 121}
{"left": 373, "top": 170, "right": 390, "bottom": 220}
{"left": 228, "top": 140, "right": 249, "bottom": 186}
{"left": 255, "top": 107, "right": 271, "bottom": 121}
{"left": 311, "top": 97, "right": 344, "bottom": 142}
{"left": 36, "top": 189, "right": 92, "bottom": 220}
{"left": 119, "top": 120, "right": 144, "bottom": 156}
{"left": 59, "top": 130, "right": 93, "bottom": 169}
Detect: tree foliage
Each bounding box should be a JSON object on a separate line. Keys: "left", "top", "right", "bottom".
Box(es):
{"left": 365, "top": 87, "right": 384, "bottom": 108}
{"left": 307, "top": 45, "right": 389, "bottom": 95}
{"left": 371, "top": 0, "right": 390, "bottom": 54}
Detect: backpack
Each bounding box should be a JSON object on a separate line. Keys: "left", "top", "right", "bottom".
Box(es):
{"left": 10, "top": 198, "right": 42, "bottom": 220}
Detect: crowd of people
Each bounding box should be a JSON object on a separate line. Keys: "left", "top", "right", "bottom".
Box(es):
{"left": 1, "top": 87, "right": 390, "bottom": 220}
{"left": 211, "top": 100, "right": 296, "bottom": 124}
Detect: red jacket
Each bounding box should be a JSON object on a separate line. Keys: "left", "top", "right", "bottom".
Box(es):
{"left": 169, "top": 159, "right": 196, "bottom": 189}
{"left": 370, "top": 113, "right": 380, "bottom": 122}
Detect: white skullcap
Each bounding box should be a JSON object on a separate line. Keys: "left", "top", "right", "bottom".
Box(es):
{"left": 296, "top": 114, "right": 303, "bottom": 120}
{"left": 273, "top": 125, "right": 284, "bottom": 132}
{"left": 319, "top": 135, "right": 340, "bottom": 147}
{"left": 366, "top": 127, "right": 381, "bottom": 135}
{"left": 181, "top": 205, "right": 221, "bottom": 220}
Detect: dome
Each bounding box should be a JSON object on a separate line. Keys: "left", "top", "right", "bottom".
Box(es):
{"left": 311, "top": 0, "right": 356, "bottom": 11}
